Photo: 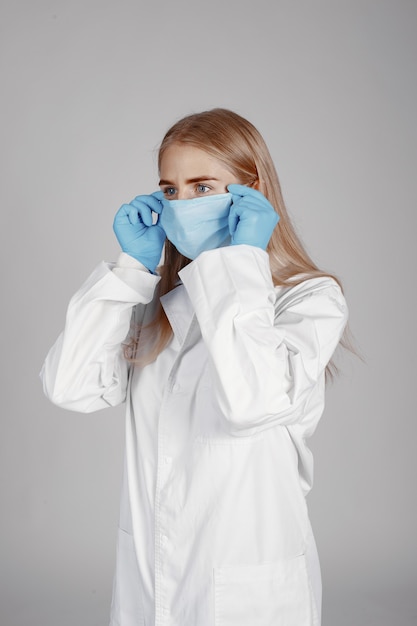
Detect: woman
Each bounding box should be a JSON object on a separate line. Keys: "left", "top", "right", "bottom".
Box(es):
{"left": 41, "top": 108, "right": 348, "bottom": 625}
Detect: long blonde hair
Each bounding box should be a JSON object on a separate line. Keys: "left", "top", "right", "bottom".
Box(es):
{"left": 129, "top": 108, "right": 346, "bottom": 374}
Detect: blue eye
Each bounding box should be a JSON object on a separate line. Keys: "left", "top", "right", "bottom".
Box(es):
{"left": 196, "top": 184, "right": 210, "bottom": 193}
{"left": 164, "top": 187, "right": 176, "bottom": 197}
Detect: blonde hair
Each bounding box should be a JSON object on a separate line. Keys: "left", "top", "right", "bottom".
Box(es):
{"left": 128, "top": 108, "right": 346, "bottom": 375}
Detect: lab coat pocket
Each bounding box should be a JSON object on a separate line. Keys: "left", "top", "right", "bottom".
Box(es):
{"left": 110, "top": 528, "right": 145, "bottom": 626}
{"left": 214, "top": 554, "right": 317, "bottom": 626}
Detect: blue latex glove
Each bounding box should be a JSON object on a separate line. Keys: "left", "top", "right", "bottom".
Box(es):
{"left": 113, "top": 191, "right": 165, "bottom": 273}
{"left": 227, "top": 184, "right": 279, "bottom": 250}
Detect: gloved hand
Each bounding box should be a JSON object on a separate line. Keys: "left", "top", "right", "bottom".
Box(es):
{"left": 227, "top": 184, "right": 279, "bottom": 250}
{"left": 113, "top": 191, "right": 165, "bottom": 273}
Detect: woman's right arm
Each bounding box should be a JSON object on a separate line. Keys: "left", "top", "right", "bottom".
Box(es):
{"left": 40, "top": 254, "right": 160, "bottom": 413}
{"left": 41, "top": 192, "right": 165, "bottom": 413}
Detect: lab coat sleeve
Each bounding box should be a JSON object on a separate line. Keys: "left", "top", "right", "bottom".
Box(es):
{"left": 41, "top": 254, "right": 160, "bottom": 413}
{"left": 179, "top": 245, "right": 348, "bottom": 434}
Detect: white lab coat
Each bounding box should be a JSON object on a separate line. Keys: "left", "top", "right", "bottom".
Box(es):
{"left": 41, "top": 245, "right": 348, "bottom": 626}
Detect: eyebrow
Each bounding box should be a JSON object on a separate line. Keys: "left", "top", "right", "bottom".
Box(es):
{"left": 158, "top": 176, "right": 220, "bottom": 185}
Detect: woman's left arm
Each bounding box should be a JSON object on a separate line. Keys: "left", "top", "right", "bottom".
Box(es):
{"left": 179, "top": 245, "right": 348, "bottom": 435}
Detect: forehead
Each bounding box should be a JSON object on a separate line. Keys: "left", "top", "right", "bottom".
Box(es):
{"left": 159, "top": 144, "right": 230, "bottom": 177}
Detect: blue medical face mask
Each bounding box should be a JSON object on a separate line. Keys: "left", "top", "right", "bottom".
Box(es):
{"left": 160, "top": 193, "right": 232, "bottom": 260}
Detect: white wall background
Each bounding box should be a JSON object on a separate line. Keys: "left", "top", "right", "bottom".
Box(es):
{"left": 1, "top": 1, "right": 416, "bottom": 624}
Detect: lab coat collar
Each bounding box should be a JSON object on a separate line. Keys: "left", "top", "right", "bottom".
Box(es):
{"left": 160, "top": 283, "right": 196, "bottom": 346}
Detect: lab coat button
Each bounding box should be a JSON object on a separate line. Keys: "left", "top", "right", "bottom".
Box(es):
{"left": 160, "top": 534, "right": 168, "bottom": 546}
{"left": 164, "top": 456, "right": 172, "bottom": 464}
{"left": 172, "top": 383, "right": 181, "bottom": 392}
